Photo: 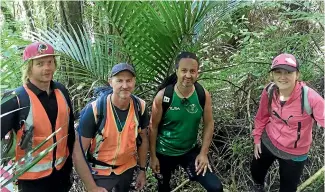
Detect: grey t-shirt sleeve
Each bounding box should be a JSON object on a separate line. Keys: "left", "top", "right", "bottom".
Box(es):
{"left": 140, "top": 107, "right": 150, "bottom": 129}
{"left": 78, "top": 104, "right": 97, "bottom": 138}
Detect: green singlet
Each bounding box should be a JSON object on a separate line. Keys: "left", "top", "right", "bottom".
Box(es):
{"left": 156, "top": 89, "right": 203, "bottom": 156}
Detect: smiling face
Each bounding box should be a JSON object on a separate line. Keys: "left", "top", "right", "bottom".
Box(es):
{"left": 109, "top": 70, "right": 136, "bottom": 100}
{"left": 29, "top": 56, "right": 56, "bottom": 84}
{"left": 271, "top": 68, "right": 299, "bottom": 91}
{"left": 176, "top": 58, "right": 199, "bottom": 88}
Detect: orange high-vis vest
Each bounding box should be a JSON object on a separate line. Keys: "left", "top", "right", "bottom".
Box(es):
{"left": 89, "top": 95, "right": 145, "bottom": 176}
{"left": 15, "top": 85, "right": 70, "bottom": 180}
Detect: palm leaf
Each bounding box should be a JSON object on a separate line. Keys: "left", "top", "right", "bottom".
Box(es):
{"left": 0, "top": 106, "right": 29, "bottom": 118}
{"left": 1, "top": 135, "right": 67, "bottom": 187}
{"left": 30, "top": 1, "right": 242, "bottom": 102}
{"left": 1, "top": 127, "right": 64, "bottom": 175}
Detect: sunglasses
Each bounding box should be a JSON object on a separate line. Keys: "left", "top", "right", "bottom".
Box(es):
{"left": 181, "top": 98, "right": 190, "bottom": 107}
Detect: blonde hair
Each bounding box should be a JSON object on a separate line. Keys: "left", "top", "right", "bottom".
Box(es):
{"left": 21, "top": 58, "right": 58, "bottom": 84}
{"left": 21, "top": 60, "right": 33, "bottom": 84}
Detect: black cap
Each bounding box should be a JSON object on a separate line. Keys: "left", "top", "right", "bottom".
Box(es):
{"left": 111, "top": 63, "right": 136, "bottom": 77}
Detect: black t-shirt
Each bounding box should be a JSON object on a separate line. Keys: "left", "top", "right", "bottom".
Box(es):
{"left": 79, "top": 100, "right": 150, "bottom": 138}
{"left": 0, "top": 80, "right": 75, "bottom": 182}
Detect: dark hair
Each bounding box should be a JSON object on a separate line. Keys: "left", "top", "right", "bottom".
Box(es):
{"left": 158, "top": 52, "right": 199, "bottom": 91}
{"left": 267, "top": 84, "right": 278, "bottom": 115}
{"left": 175, "top": 51, "right": 200, "bottom": 69}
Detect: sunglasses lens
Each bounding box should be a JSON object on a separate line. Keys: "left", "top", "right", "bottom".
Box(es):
{"left": 181, "top": 98, "right": 189, "bottom": 106}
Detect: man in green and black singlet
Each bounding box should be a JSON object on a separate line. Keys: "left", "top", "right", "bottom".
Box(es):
{"left": 157, "top": 87, "right": 203, "bottom": 155}
{"left": 149, "top": 52, "right": 223, "bottom": 192}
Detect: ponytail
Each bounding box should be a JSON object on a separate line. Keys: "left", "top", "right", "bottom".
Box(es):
{"left": 267, "top": 83, "right": 279, "bottom": 115}
{"left": 158, "top": 72, "right": 177, "bottom": 91}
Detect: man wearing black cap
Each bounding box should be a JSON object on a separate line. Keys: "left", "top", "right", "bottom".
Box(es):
{"left": 73, "top": 63, "right": 149, "bottom": 192}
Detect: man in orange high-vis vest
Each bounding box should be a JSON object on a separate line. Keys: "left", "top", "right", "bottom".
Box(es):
{"left": 73, "top": 63, "right": 149, "bottom": 192}
{"left": 1, "top": 42, "right": 75, "bottom": 192}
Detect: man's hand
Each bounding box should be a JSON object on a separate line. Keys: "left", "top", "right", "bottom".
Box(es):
{"left": 254, "top": 143, "right": 262, "bottom": 159}
{"left": 195, "top": 153, "right": 212, "bottom": 176}
{"left": 88, "top": 186, "right": 108, "bottom": 192}
{"left": 135, "top": 171, "right": 146, "bottom": 190}
{"left": 150, "top": 155, "right": 160, "bottom": 174}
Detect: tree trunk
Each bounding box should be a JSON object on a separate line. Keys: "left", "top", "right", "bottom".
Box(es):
{"left": 22, "top": 0, "right": 36, "bottom": 32}
{"left": 1, "top": 3, "right": 17, "bottom": 32}
{"left": 42, "top": 1, "right": 48, "bottom": 29}
{"left": 59, "top": 1, "right": 83, "bottom": 39}
{"left": 59, "top": 1, "right": 83, "bottom": 87}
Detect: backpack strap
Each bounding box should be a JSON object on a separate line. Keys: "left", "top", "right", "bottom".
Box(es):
{"left": 80, "top": 94, "right": 108, "bottom": 175}
{"left": 131, "top": 95, "right": 142, "bottom": 125}
{"left": 162, "top": 84, "right": 174, "bottom": 117}
{"left": 131, "top": 95, "right": 143, "bottom": 147}
{"left": 14, "top": 86, "right": 34, "bottom": 158}
{"left": 96, "top": 94, "right": 109, "bottom": 134}
{"left": 53, "top": 82, "right": 70, "bottom": 102}
{"left": 194, "top": 82, "right": 206, "bottom": 111}
{"left": 161, "top": 83, "right": 206, "bottom": 117}
{"left": 14, "top": 86, "right": 30, "bottom": 126}
{"left": 302, "top": 86, "right": 312, "bottom": 115}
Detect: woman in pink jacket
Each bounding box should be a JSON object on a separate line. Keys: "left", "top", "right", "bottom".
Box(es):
{"left": 251, "top": 53, "right": 324, "bottom": 192}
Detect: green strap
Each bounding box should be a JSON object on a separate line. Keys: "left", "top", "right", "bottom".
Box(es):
{"left": 303, "top": 86, "right": 312, "bottom": 115}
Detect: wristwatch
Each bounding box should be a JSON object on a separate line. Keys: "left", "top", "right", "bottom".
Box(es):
{"left": 139, "top": 166, "right": 146, "bottom": 171}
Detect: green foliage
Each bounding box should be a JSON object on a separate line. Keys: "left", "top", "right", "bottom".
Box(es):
{"left": 1, "top": 1, "right": 324, "bottom": 191}
{"left": 0, "top": 26, "right": 30, "bottom": 90}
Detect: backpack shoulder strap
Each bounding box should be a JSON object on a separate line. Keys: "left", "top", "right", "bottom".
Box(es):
{"left": 162, "top": 84, "right": 174, "bottom": 117}
{"left": 14, "top": 86, "right": 30, "bottom": 124}
{"left": 53, "top": 82, "right": 70, "bottom": 101}
{"left": 302, "top": 86, "right": 312, "bottom": 115}
{"left": 95, "top": 94, "right": 109, "bottom": 134}
{"left": 194, "top": 82, "right": 206, "bottom": 110}
{"left": 131, "top": 95, "right": 142, "bottom": 125}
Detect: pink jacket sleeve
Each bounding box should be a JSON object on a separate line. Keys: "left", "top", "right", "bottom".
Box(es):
{"left": 308, "top": 89, "right": 325, "bottom": 127}
{"left": 252, "top": 88, "right": 270, "bottom": 144}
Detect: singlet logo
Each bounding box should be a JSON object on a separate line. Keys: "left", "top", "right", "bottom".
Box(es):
{"left": 186, "top": 104, "right": 198, "bottom": 114}
{"left": 169, "top": 106, "right": 180, "bottom": 111}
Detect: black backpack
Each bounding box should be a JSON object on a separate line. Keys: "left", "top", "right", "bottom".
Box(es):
{"left": 161, "top": 82, "right": 206, "bottom": 117}
{"left": 0, "top": 82, "right": 70, "bottom": 165}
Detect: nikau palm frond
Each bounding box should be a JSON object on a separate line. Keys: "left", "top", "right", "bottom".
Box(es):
{"left": 1, "top": 128, "right": 65, "bottom": 187}
{"left": 29, "top": 1, "right": 241, "bottom": 102}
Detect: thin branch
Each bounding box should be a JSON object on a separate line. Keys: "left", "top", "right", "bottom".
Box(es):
{"left": 297, "top": 166, "right": 325, "bottom": 192}
{"left": 200, "top": 64, "right": 240, "bottom": 73}
{"left": 199, "top": 77, "right": 258, "bottom": 106}
{"left": 310, "top": 36, "right": 323, "bottom": 53}
{"left": 171, "top": 179, "right": 189, "bottom": 192}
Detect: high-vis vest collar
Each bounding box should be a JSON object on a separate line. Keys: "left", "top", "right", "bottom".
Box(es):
{"left": 15, "top": 85, "right": 70, "bottom": 180}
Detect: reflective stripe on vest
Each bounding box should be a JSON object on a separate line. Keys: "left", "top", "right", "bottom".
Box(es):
{"left": 15, "top": 85, "right": 70, "bottom": 179}
{"left": 89, "top": 95, "right": 139, "bottom": 175}
{"left": 27, "top": 156, "right": 66, "bottom": 172}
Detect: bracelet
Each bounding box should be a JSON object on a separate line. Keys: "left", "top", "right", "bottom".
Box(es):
{"left": 139, "top": 166, "right": 146, "bottom": 171}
